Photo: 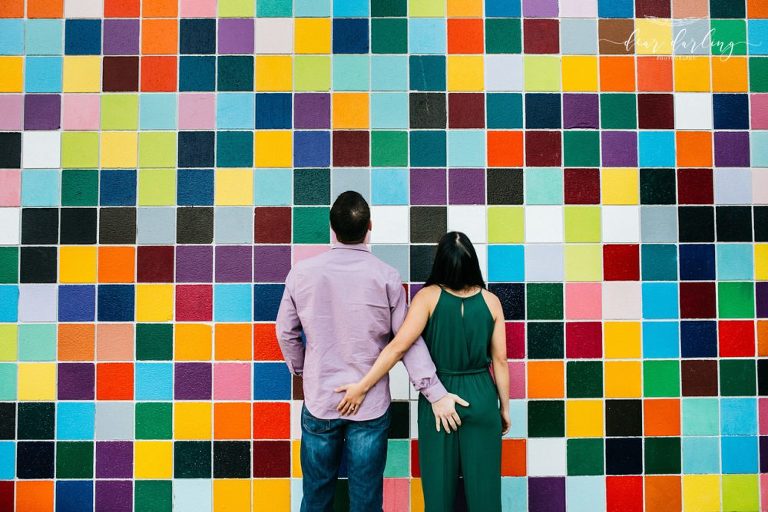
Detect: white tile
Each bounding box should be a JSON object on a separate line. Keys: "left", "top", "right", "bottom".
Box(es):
{"left": 525, "top": 244, "right": 564, "bottom": 281}
{"left": 370, "top": 206, "right": 409, "bottom": 243}
{"left": 64, "top": 0, "right": 103, "bottom": 17}
{"left": 0, "top": 208, "right": 20, "bottom": 244}
{"left": 754, "top": 169, "right": 768, "bottom": 204}
{"left": 602, "top": 281, "right": 642, "bottom": 320}
{"left": 447, "top": 205, "right": 487, "bottom": 243}
{"left": 485, "top": 55, "right": 523, "bottom": 92}
{"left": 674, "top": 93, "right": 713, "bottom": 129}
{"left": 174, "top": 480, "right": 213, "bottom": 512}
{"left": 527, "top": 437, "right": 566, "bottom": 476}
{"left": 602, "top": 206, "right": 640, "bottom": 243}
{"left": 18, "top": 284, "right": 57, "bottom": 322}
{"left": 525, "top": 206, "right": 564, "bottom": 243}
{"left": 22, "top": 131, "right": 60, "bottom": 169}
{"left": 255, "top": 18, "right": 294, "bottom": 54}
{"left": 291, "top": 400, "right": 303, "bottom": 439}
{"left": 389, "top": 362, "right": 410, "bottom": 400}
{"left": 714, "top": 168, "right": 752, "bottom": 204}
{"left": 560, "top": 0, "right": 598, "bottom": 17}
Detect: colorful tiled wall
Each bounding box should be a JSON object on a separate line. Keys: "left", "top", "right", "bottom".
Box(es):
{"left": 0, "top": 0, "right": 767, "bottom": 510}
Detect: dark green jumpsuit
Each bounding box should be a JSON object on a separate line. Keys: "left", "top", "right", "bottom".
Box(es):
{"left": 417, "top": 287, "right": 502, "bottom": 512}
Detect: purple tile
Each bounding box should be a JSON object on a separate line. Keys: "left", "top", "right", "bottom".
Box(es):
{"left": 254, "top": 246, "right": 292, "bottom": 282}
{"left": 96, "top": 480, "right": 132, "bottom": 512}
{"left": 218, "top": 19, "right": 254, "bottom": 54}
{"left": 761, "top": 436, "right": 768, "bottom": 472}
{"left": 715, "top": 132, "right": 750, "bottom": 167}
{"left": 757, "top": 282, "right": 768, "bottom": 319}
{"left": 523, "top": 0, "right": 558, "bottom": 17}
{"left": 410, "top": 168, "right": 446, "bottom": 205}
{"left": 528, "top": 477, "right": 566, "bottom": 512}
{"left": 24, "top": 94, "right": 61, "bottom": 131}
{"left": 215, "top": 245, "right": 253, "bottom": 282}
{"left": 103, "top": 19, "right": 140, "bottom": 55}
{"left": 58, "top": 363, "right": 95, "bottom": 400}
{"left": 174, "top": 363, "right": 212, "bottom": 400}
{"left": 601, "top": 131, "right": 637, "bottom": 167}
{"left": 176, "top": 245, "right": 213, "bottom": 283}
{"left": 449, "top": 168, "right": 485, "bottom": 204}
{"left": 96, "top": 442, "right": 133, "bottom": 479}
{"left": 0, "top": 95, "right": 23, "bottom": 130}
{"left": 294, "top": 93, "right": 331, "bottom": 129}
{"left": 563, "top": 94, "right": 599, "bottom": 129}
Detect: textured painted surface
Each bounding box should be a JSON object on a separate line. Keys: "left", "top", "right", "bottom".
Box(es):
{"left": 0, "top": 0, "right": 768, "bottom": 510}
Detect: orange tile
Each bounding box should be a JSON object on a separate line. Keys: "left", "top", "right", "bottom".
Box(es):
{"left": 645, "top": 476, "right": 681, "bottom": 512}
{"left": 637, "top": 57, "right": 673, "bottom": 92}
{"left": 447, "top": 19, "right": 484, "bottom": 54}
{"left": 58, "top": 323, "right": 95, "bottom": 361}
{"left": 253, "top": 402, "right": 291, "bottom": 439}
{"left": 142, "top": 0, "right": 177, "bottom": 17}
{"left": 527, "top": 361, "right": 564, "bottom": 399}
{"left": 758, "top": 321, "right": 768, "bottom": 357}
{"left": 98, "top": 246, "right": 135, "bottom": 283}
{"left": 141, "top": 19, "right": 178, "bottom": 54}
{"left": 600, "top": 56, "right": 636, "bottom": 91}
{"left": 749, "top": 0, "right": 768, "bottom": 17}
{"left": 97, "top": 363, "right": 134, "bottom": 400}
{"left": 16, "top": 481, "right": 53, "bottom": 512}
{"left": 676, "top": 132, "right": 712, "bottom": 167}
{"left": 215, "top": 402, "right": 252, "bottom": 440}
{"left": 254, "top": 323, "right": 284, "bottom": 361}
{"left": 643, "top": 399, "right": 680, "bottom": 436}
{"left": 27, "top": 0, "right": 63, "bottom": 17}
{"left": 501, "top": 439, "right": 526, "bottom": 476}
{"left": 105, "top": 0, "right": 140, "bottom": 16}
{"left": 96, "top": 324, "right": 134, "bottom": 360}
{"left": 141, "top": 56, "right": 178, "bottom": 92}
{"left": 216, "top": 323, "right": 253, "bottom": 360}
{"left": 487, "top": 131, "right": 523, "bottom": 167}
{"left": 0, "top": 0, "right": 24, "bottom": 17}
{"left": 712, "top": 57, "right": 749, "bottom": 92}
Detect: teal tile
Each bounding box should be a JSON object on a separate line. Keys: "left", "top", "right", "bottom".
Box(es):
{"left": 18, "top": 324, "right": 56, "bottom": 361}
{"left": 682, "top": 398, "right": 719, "bottom": 436}
{"left": 525, "top": 168, "right": 563, "bottom": 205}
{"left": 254, "top": 169, "right": 292, "bottom": 205}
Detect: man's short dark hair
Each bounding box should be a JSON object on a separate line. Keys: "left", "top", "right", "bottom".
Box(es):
{"left": 330, "top": 191, "right": 370, "bottom": 243}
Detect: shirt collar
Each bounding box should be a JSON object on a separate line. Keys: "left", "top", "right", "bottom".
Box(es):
{"left": 331, "top": 241, "right": 371, "bottom": 252}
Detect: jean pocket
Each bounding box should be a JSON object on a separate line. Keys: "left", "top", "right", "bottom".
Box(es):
{"left": 301, "top": 407, "right": 335, "bottom": 435}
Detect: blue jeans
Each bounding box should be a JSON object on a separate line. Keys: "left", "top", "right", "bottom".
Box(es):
{"left": 300, "top": 404, "right": 390, "bottom": 512}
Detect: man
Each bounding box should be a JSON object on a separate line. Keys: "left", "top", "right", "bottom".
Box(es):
{"left": 276, "top": 191, "right": 468, "bottom": 512}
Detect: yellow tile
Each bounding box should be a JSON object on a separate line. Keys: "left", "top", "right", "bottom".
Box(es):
{"left": 562, "top": 56, "right": 598, "bottom": 92}
{"left": 60, "top": 246, "right": 97, "bottom": 283}
{"left": 604, "top": 361, "right": 642, "bottom": 398}
{"left": 674, "top": 56, "right": 711, "bottom": 92}
{"left": 447, "top": 55, "right": 484, "bottom": 91}
{"left": 294, "top": 18, "right": 331, "bottom": 54}
{"left": 411, "top": 478, "right": 425, "bottom": 512}
{"left": 134, "top": 441, "right": 173, "bottom": 479}
{"left": 635, "top": 18, "right": 673, "bottom": 55}
{"left": 135, "top": 284, "right": 174, "bottom": 322}
{"left": 215, "top": 169, "right": 253, "bottom": 206}
{"left": 63, "top": 56, "right": 102, "bottom": 93}
{"left": 564, "top": 244, "right": 603, "bottom": 282}
{"left": 712, "top": 56, "right": 748, "bottom": 92}
{"left": 252, "top": 480, "right": 290, "bottom": 512}
{"left": 447, "top": 0, "right": 482, "bottom": 16}
{"left": 604, "top": 321, "right": 642, "bottom": 358}
{"left": 255, "top": 56, "right": 292, "bottom": 91}
{"left": 214, "top": 479, "right": 251, "bottom": 512}
{"left": 332, "top": 93, "right": 370, "bottom": 129}
{"left": 566, "top": 400, "right": 604, "bottom": 437}
{"left": 683, "top": 475, "right": 720, "bottom": 512}
{"left": 100, "top": 132, "right": 138, "bottom": 169}
{"left": 17, "top": 363, "right": 56, "bottom": 401}
{"left": 524, "top": 56, "right": 561, "bottom": 92}
{"left": 601, "top": 168, "right": 639, "bottom": 205}
{"left": 756, "top": 245, "right": 768, "bottom": 281}
{"left": 0, "top": 325, "right": 17, "bottom": 362}
{"left": 254, "top": 131, "right": 292, "bottom": 168}
{"left": 175, "top": 324, "right": 212, "bottom": 361}
{"left": 0, "top": 57, "right": 23, "bottom": 92}
{"left": 175, "top": 402, "right": 213, "bottom": 439}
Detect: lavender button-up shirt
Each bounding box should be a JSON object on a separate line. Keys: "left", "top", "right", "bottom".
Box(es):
{"left": 275, "top": 242, "right": 448, "bottom": 420}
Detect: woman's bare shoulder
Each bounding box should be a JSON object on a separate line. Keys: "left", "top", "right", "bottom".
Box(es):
{"left": 481, "top": 288, "right": 503, "bottom": 315}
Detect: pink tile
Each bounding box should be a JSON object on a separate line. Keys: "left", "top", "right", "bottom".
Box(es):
{"left": 293, "top": 245, "right": 330, "bottom": 263}
{"left": 383, "top": 479, "right": 409, "bottom": 512}
{"left": 760, "top": 398, "right": 768, "bottom": 435}
{"left": 752, "top": 95, "right": 768, "bottom": 129}
{"left": 0, "top": 95, "right": 23, "bottom": 130}
{"left": 62, "top": 94, "right": 100, "bottom": 130}
{"left": 213, "top": 362, "right": 251, "bottom": 400}
{"left": 508, "top": 362, "right": 526, "bottom": 399}
{"left": 0, "top": 171, "right": 21, "bottom": 207}
{"left": 565, "top": 282, "right": 602, "bottom": 319}
{"left": 178, "top": 93, "right": 216, "bottom": 130}
{"left": 761, "top": 475, "right": 768, "bottom": 509}
{"left": 180, "top": 0, "right": 217, "bottom": 16}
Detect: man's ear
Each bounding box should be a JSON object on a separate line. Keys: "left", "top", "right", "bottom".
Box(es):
{"left": 368, "top": 220, "right": 373, "bottom": 232}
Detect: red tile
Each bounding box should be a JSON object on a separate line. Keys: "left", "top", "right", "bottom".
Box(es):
{"left": 506, "top": 322, "right": 525, "bottom": 359}
{"left": 679, "top": 282, "right": 717, "bottom": 319}
{"left": 175, "top": 284, "right": 213, "bottom": 321}
{"left": 566, "top": 322, "right": 603, "bottom": 358}
{"left": 523, "top": 19, "right": 560, "bottom": 54}
{"left": 448, "top": 93, "right": 485, "bottom": 128}
{"left": 525, "top": 131, "right": 561, "bottom": 167}
{"left": 565, "top": 168, "right": 601, "bottom": 204}
{"left": 254, "top": 207, "right": 291, "bottom": 244}
{"left": 137, "top": 245, "right": 174, "bottom": 282}
{"left": 603, "top": 244, "right": 640, "bottom": 281}
{"left": 333, "top": 130, "right": 370, "bottom": 167}
{"left": 718, "top": 320, "right": 756, "bottom": 357}
{"left": 97, "top": 363, "right": 134, "bottom": 400}
{"left": 607, "top": 476, "right": 643, "bottom": 512}
{"left": 252, "top": 441, "right": 290, "bottom": 477}
{"left": 677, "top": 169, "right": 713, "bottom": 204}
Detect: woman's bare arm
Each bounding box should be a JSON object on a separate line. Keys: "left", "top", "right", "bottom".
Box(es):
{"left": 486, "top": 290, "right": 511, "bottom": 434}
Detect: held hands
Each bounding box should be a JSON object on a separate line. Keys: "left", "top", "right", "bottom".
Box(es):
{"left": 431, "top": 393, "right": 470, "bottom": 433}
{"left": 500, "top": 407, "right": 511, "bottom": 435}
{"left": 335, "top": 382, "right": 367, "bottom": 416}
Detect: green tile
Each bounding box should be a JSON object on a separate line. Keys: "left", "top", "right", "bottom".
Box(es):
{"left": 722, "top": 475, "right": 759, "bottom": 511}
{"left": 710, "top": 20, "right": 747, "bottom": 56}
{"left": 61, "top": 170, "right": 98, "bottom": 206}
{"left": 717, "top": 282, "right": 755, "bottom": 319}
{"left": 563, "top": 131, "right": 600, "bottom": 167}
{"left": 528, "top": 400, "right": 564, "bottom": 437}
{"left": 565, "top": 206, "right": 601, "bottom": 243}
{"left": 56, "top": 441, "right": 94, "bottom": 479}
{"left": 485, "top": 19, "right": 521, "bottom": 54}
{"left": 527, "top": 322, "right": 564, "bottom": 359}
{"left": 136, "top": 403, "right": 172, "bottom": 440}
{"left": 682, "top": 398, "right": 719, "bottom": 436}
{"left": 383, "top": 439, "right": 409, "bottom": 477}
{"left": 600, "top": 94, "right": 637, "bottom": 129}
{"left": 62, "top": 132, "right": 99, "bottom": 169}
{"left": 526, "top": 283, "right": 563, "bottom": 320}
{"left": 257, "top": 0, "right": 291, "bottom": 16}
{"left": 293, "top": 207, "right": 330, "bottom": 244}
{"left": 0, "top": 248, "right": 18, "bottom": 284}
{"left": 750, "top": 58, "right": 768, "bottom": 92}
{"left": 567, "top": 438, "right": 604, "bottom": 476}
{"left": 487, "top": 207, "right": 524, "bottom": 243}
{"left": 371, "top": 0, "right": 406, "bottom": 16}
{"left": 135, "top": 480, "right": 173, "bottom": 512}
{"left": 719, "top": 359, "right": 756, "bottom": 396}
{"left": 567, "top": 361, "right": 603, "bottom": 398}
{"left": 101, "top": 94, "right": 139, "bottom": 130}
{"left": 294, "top": 168, "right": 330, "bottom": 206}
{"left": 371, "top": 131, "right": 408, "bottom": 167}
{"left": 644, "top": 437, "right": 680, "bottom": 474}
{"left": 136, "top": 324, "right": 173, "bottom": 361}
{"left": 372, "top": 18, "right": 407, "bottom": 54}
{"left": 643, "top": 360, "right": 680, "bottom": 397}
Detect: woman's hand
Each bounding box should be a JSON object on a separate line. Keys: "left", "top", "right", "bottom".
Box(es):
{"left": 500, "top": 407, "right": 511, "bottom": 435}
{"left": 334, "top": 382, "right": 368, "bottom": 416}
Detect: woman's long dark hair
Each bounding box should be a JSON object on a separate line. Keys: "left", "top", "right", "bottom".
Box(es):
{"left": 424, "top": 231, "right": 486, "bottom": 291}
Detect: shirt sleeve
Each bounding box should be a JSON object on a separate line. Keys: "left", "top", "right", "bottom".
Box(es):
{"left": 389, "top": 274, "right": 448, "bottom": 404}
{"left": 275, "top": 269, "right": 305, "bottom": 376}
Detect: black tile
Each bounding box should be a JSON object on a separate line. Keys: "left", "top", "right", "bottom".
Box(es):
{"left": 487, "top": 169, "right": 523, "bottom": 205}
{"left": 21, "top": 208, "right": 59, "bottom": 244}
{"left": 409, "top": 93, "right": 446, "bottom": 129}
{"left": 678, "top": 206, "right": 714, "bottom": 242}
{"left": 527, "top": 400, "right": 564, "bottom": 437}
{"left": 756, "top": 207, "right": 768, "bottom": 242}
{"left": 17, "top": 403, "right": 55, "bottom": 440}
{"left": 0, "top": 132, "right": 21, "bottom": 168}
{"left": 488, "top": 283, "right": 525, "bottom": 320}
{"left": 716, "top": 206, "right": 752, "bottom": 242}
{"left": 409, "top": 245, "right": 436, "bottom": 282}
{"left": 177, "top": 207, "right": 214, "bottom": 244}
{"left": 17, "top": 441, "right": 55, "bottom": 478}
{"left": 180, "top": 18, "right": 216, "bottom": 54}
{"left": 640, "top": 169, "right": 676, "bottom": 205}
{"left": 759, "top": 359, "right": 768, "bottom": 397}
{"left": 213, "top": 441, "right": 250, "bottom": 478}
{"left": 388, "top": 402, "right": 410, "bottom": 439}
{"left": 174, "top": 441, "right": 212, "bottom": 478}
{"left": 60, "top": 208, "right": 97, "bottom": 244}
{"left": 525, "top": 93, "right": 562, "bottom": 129}
{"left": 0, "top": 403, "right": 15, "bottom": 440}
{"left": 99, "top": 207, "right": 136, "bottom": 244}
{"left": 20, "top": 246, "right": 57, "bottom": 283}
{"left": 606, "top": 437, "right": 643, "bottom": 475}
{"left": 605, "top": 400, "right": 642, "bottom": 437}
{"left": 410, "top": 207, "right": 446, "bottom": 244}
{"left": 527, "top": 322, "right": 563, "bottom": 359}
{"left": 178, "top": 132, "right": 215, "bottom": 168}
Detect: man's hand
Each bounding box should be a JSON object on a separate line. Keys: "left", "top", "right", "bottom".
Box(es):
{"left": 334, "top": 382, "right": 367, "bottom": 416}
{"left": 431, "top": 393, "right": 470, "bottom": 433}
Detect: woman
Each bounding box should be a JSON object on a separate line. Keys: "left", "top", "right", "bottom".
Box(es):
{"left": 335, "top": 231, "right": 510, "bottom": 512}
